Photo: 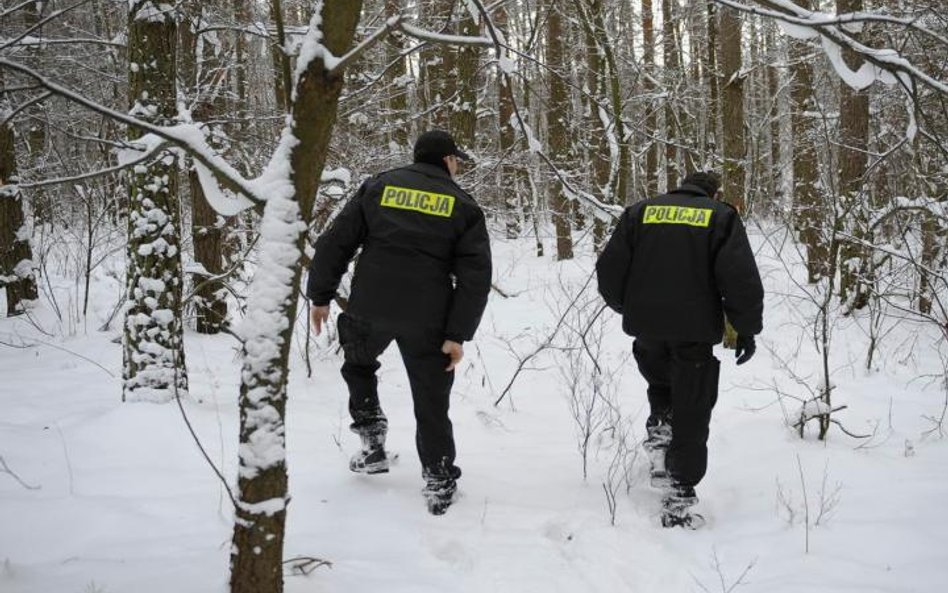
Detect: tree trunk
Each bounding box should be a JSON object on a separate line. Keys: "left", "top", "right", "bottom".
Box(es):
{"left": 123, "top": 0, "right": 189, "bottom": 403}
{"left": 181, "top": 1, "right": 229, "bottom": 334}
{"left": 0, "top": 89, "right": 38, "bottom": 316}
{"left": 385, "top": 0, "right": 410, "bottom": 148}
{"left": 452, "top": 6, "right": 480, "bottom": 148}
{"left": 419, "top": 0, "right": 457, "bottom": 130}
{"left": 719, "top": 5, "right": 745, "bottom": 212}
{"left": 662, "top": 0, "right": 680, "bottom": 190}
{"left": 836, "top": 0, "right": 871, "bottom": 310}
{"left": 642, "top": 0, "right": 658, "bottom": 197}
{"left": 789, "top": 0, "right": 827, "bottom": 282}
{"left": 228, "top": 4, "right": 363, "bottom": 593}
{"left": 497, "top": 4, "right": 521, "bottom": 239}
{"left": 546, "top": 2, "right": 573, "bottom": 260}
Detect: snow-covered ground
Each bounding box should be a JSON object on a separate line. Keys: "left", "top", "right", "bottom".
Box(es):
{"left": 2, "top": 225, "right": 947, "bottom": 593}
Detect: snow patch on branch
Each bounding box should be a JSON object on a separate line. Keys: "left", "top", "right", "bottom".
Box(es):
{"left": 293, "top": 5, "right": 340, "bottom": 96}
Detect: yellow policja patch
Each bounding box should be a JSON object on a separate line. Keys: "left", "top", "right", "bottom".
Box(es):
{"left": 380, "top": 185, "right": 455, "bottom": 218}
{"left": 642, "top": 205, "right": 713, "bottom": 227}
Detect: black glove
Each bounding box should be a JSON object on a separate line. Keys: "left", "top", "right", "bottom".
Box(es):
{"left": 735, "top": 335, "right": 756, "bottom": 365}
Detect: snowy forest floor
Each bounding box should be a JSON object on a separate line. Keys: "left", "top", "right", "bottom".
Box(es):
{"left": 2, "top": 223, "right": 947, "bottom": 593}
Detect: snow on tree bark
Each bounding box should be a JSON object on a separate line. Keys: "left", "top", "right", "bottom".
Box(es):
{"left": 229, "top": 3, "right": 363, "bottom": 593}
{"left": 122, "top": 0, "right": 189, "bottom": 403}
{"left": 0, "top": 86, "right": 39, "bottom": 316}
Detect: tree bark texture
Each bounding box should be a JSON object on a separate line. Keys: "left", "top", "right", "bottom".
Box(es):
{"left": 122, "top": 0, "right": 189, "bottom": 403}
{"left": 228, "top": 4, "right": 363, "bottom": 593}
{"left": 181, "top": 1, "right": 229, "bottom": 334}
{"left": 546, "top": 2, "right": 574, "bottom": 260}
{"left": 836, "top": 0, "right": 871, "bottom": 309}
{"left": 0, "top": 107, "right": 38, "bottom": 316}
{"left": 789, "top": 0, "right": 828, "bottom": 282}
{"left": 719, "top": 5, "right": 746, "bottom": 213}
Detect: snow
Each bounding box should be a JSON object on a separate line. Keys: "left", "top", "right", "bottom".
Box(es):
{"left": 2, "top": 227, "right": 948, "bottom": 592}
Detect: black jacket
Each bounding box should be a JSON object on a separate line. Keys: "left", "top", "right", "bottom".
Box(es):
{"left": 596, "top": 184, "right": 763, "bottom": 343}
{"left": 307, "top": 163, "right": 492, "bottom": 342}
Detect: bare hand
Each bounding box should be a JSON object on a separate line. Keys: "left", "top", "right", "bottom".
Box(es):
{"left": 442, "top": 340, "right": 463, "bottom": 372}
{"left": 310, "top": 305, "right": 330, "bottom": 335}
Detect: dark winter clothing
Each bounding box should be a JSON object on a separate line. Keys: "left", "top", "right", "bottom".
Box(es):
{"left": 633, "top": 339, "right": 719, "bottom": 488}
{"left": 338, "top": 313, "right": 457, "bottom": 474}
{"left": 307, "top": 160, "right": 491, "bottom": 481}
{"left": 307, "top": 162, "right": 492, "bottom": 343}
{"left": 596, "top": 183, "right": 763, "bottom": 343}
{"left": 596, "top": 180, "right": 764, "bottom": 493}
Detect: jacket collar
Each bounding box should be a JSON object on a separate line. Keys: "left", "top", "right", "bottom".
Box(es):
{"left": 406, "top": 162, "right": 453, "bottom": 180}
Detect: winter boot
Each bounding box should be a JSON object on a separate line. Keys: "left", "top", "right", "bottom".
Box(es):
{"left": 349, "top": 429, "right": 390, "bottom": 474}
{"left": 661, "top": 485, "right": 706, "bottom": 529}
{"left": 643, "top": 420, "right": 673, "bottom": 488}
{"left": 422, "top": 465, "right": 461, "bottom": 516}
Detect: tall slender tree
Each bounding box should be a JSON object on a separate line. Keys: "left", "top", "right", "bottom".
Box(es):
{"left": 122, "top": 0, "right": 188, "bottom": 402}
{"left": 546, "top": 1, "right": 574, "bottom": 260}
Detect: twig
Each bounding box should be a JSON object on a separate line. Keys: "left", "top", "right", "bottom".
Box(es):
{"left": 0, "top": 455, "right": 41, "bottom": 490}
{"left": 173, "top": 383, "right": 239, "bottom": 509}
{"left": 493, "top": 268, "right": 596, "bottom": 406}
{"left": 283, "top": 555, "right": 333, "bottom": 576}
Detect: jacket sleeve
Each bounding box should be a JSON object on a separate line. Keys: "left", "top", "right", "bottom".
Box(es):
{"left": 713, "top": 211, "right": 764, "bottom": 336}
{"left": 596, "top": 208, "right": 635, "bottom": 313}
{"left": 306, "top": 182, "right": 370, "bottom": 306}
{"left": 444, "top": 207, "right": 492, "bottom": 342}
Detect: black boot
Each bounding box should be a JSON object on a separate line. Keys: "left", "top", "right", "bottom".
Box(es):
{"left": 350, "top": 428, "right": 390, "bottom": 474}
{"left": 644, "top": 416, "right": 673, "bottom": 488}
{"left": 661, "top": 485, "right": 706, "bottom": 529}
{"left": 422, "top": 465, "right": 461, "bottom": 515}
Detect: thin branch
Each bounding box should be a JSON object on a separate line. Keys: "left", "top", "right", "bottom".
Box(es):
{"left": 0, "top": 58, "right": 261, "bottom": 208}
{"left": 0, "top": 91, "right": 51, "bottom": 127}
{"left": 11, "top": 142, "right": 163, "bottom": 189}
{"left": 0, "top": 0, "right": 94, "bottom": 53}
{"left": 0, "top": 455, "right": 41, "bottom": 490}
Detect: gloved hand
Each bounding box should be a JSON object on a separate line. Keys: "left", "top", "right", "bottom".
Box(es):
{"left": 735, "top": 335, "right": 756, "bottom": 365}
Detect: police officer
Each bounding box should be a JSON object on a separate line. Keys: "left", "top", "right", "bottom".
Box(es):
{"left": 596, "top": 171, "right": 763, "bottom": 528}
{"left": 307, "top": 130, "right": 491, "bottom": 515}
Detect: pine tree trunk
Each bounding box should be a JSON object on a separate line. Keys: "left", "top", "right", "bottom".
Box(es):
{"left": 123, "top": 0, "right": 188, "bottom": 403}
{"left": 228, "top": 5, "right": 363, "bottom": 592}
{"left": 546, "top": 2, "right": 573, "bottom": 260}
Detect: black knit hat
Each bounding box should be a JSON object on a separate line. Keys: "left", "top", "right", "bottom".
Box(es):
{"left": 680, "top": 171, "right": 721, "bottom": 197}
{"left": 413, "top": 130, "right": 471, "bottom": 165}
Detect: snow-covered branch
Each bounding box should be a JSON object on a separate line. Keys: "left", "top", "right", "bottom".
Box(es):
{"left": 0, "top": 58, "right": 261, "bottom": 212}
{"left": 0, "top": 91, "right": 51, "bottom": 127}
{"left": 467, "top": 0, "right": 623, "bottom": 222}
{"left": 0, "top": 0, "right": 94, "bottom": 53}
{"left": 713, "top": 0, "right": 948, "bottom": 95}
{"left": 398, "top": 22, "right": 494, "bottom": 47}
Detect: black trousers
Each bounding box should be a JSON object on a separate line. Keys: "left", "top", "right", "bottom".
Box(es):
{"left": 633, "top": 338, "right": 720, "bottom": 488}
{"left": 337, "top": 313, "right": 457, "bottom": 478}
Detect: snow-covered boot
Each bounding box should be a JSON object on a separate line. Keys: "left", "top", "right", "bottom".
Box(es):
{"left": 422, "top": 465, "right": 461, "bottom": 516}
{"left": 349, "top": 430, "right": 390, "bottom": 474}
{"left": 644, "top": 420, "right": 673, "bottom": 488}
{"left": 661, "top": 485, "right": 705, "bottom": 529}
